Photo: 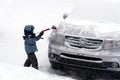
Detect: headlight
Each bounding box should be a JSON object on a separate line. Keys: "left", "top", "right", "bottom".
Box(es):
{"left": 55, "top": 33, "right": 65, "bottom": 44}
{"left": 103, "top": 39, "right": 120, "bottom": 50}
{"left": 50, "top": 32, "right": 65, "bottom": 44}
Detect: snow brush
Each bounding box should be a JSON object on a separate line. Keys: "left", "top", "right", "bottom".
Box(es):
{"left": 41, "top": 25, "right": 57, "bottom": 32}
{"left": 51, "top": 25, "right": 57, "bottom": 30}
{"left": 35, "top": 25, "right": 57, "bottom": 34}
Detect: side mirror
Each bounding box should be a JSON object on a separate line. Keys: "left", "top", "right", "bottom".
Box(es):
{"left": 63, "top": 12, "right": 69, "bottom": 19}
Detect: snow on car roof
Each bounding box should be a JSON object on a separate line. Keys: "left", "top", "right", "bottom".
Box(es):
{"left": 67, "top": 0, "right": 120, "bottom": 24}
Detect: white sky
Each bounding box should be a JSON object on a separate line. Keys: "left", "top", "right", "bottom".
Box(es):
{"left": 0, "top": 0, "right": 78, "bottom": 65}
{"left": 0, "top": 0, "right": 78, "bottom": 80}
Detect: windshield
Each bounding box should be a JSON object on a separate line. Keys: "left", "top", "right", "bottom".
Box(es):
{"left": 59, "top": 22, "right": 99, "bottom": 37}
{"left": 68, "top": 0, "right": 120, "bottom": 24}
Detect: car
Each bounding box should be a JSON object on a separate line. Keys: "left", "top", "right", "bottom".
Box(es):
{"left": 48, "top": 0, "right": 120, "bottom": 79}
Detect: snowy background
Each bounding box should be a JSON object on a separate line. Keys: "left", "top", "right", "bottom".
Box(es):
{"left": 0, "top": 0, "right": 78, "bottom": 80}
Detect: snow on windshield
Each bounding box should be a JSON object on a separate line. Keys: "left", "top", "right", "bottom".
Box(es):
{"left": 59, "top": 20, "right": 120, "bottom": 38}
{"left": 68, "top": 0, "right": 120, "bottom": 24}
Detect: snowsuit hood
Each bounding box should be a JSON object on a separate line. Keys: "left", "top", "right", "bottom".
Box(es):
{"left": 24, "top": 25, "right": 34, "bottom": 36}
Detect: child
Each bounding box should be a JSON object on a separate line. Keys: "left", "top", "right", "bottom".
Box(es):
{"left": 23, "top": 25, "right": 44, "bottom": 69}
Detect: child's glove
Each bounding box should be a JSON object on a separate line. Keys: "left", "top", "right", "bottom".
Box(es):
{"left": 51, "top": 25, "right": 57, "bottom": 29}
{"left": 39, "top": 31, "right": 44, "bottom": 36}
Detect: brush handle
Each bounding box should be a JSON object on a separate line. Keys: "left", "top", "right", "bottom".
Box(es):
{"left": 41, "top": 28, "right": 50, "bottom": 32}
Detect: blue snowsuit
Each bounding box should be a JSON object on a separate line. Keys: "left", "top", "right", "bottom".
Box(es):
{"left": 23, "top": 25, "right": 44, "bottom": 69}
{"left": 24, "top": 33, "right": 43, "bottom": 53}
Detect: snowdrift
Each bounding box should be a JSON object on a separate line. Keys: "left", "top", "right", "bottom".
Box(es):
{"left": 0, "top": 63, "right": 74, "bottom": 80}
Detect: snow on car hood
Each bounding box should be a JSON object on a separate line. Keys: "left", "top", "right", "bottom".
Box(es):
{"left": 59, "top": 20, "right": 120, "bottom": 39}
{"left": 58, "top": 0, "right": 120, "bottom": 39}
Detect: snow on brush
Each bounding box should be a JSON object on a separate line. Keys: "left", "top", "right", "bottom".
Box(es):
{"left": 0, "top": 63, "right": 74, "bottom": 80}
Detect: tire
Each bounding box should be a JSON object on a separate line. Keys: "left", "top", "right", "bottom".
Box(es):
{"left": 80, "top": 70, "right": 96, "bottom": 80}
{"left": 50, "top": 61, "right": 64, "bottom": 70}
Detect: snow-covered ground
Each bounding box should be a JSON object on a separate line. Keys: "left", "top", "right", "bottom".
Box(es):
{"left": 0, "top": 63, "right": 75, "bottom": 80}
{"left": 0, "top": 0, "right": 78, "bottom": 80}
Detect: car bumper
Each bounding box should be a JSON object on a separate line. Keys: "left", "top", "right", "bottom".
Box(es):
{"left": 49, "top": 58, "right": 120, "bottom": 79}
{"left": 48, "top": 42, "right": 120, "bottom": 79}
{"left": 49, "top": 53, "right": 120, "bottom": 71}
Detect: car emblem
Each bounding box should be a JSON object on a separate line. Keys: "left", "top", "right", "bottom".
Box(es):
{"left": 79, "top": 38, "right": 86, "bottom": 47}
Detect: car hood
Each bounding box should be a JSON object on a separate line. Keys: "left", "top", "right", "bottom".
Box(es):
{"left": 59, "top": 20, "right": 120, "bottom": 39}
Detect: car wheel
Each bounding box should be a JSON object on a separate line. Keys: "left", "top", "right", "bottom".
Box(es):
{"left": 50, "top": 61, "right": 64, "bottom": 70}
{"left": 81, "top": 73, "right": 96, "bottom": 80}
